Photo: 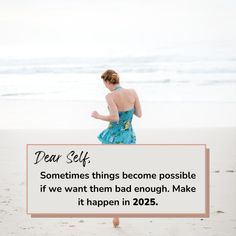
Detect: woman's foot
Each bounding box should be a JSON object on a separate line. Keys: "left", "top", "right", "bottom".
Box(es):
{"left": 112, "top": 217, "right": 120, "bottom": 228}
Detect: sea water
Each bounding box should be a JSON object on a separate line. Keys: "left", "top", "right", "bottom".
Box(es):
{"left": 0, "top": 47, "right": 236, "bottom": 103}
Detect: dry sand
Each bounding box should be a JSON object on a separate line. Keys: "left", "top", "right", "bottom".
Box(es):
{"left": 0, "top": 99, "right": 236, "bottom": 235}
{"left": 0, "top": 99, "right": 236, "bottom": 129}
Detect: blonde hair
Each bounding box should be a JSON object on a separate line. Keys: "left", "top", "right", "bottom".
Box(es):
{"left": 101, "top": 69, "right": 120, "bottom": 84}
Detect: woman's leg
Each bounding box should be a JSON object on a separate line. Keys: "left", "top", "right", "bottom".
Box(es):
{"left": 113, "top": 217, "right": 120, "bottom": 228}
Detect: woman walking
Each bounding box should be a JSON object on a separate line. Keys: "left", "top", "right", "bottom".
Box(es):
{"left": 91, "top": 69, "right": 142, "bottom": 227}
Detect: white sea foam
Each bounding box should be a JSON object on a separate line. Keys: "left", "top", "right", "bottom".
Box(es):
{"left": 0, "top": 50, "right": 236, "bottom": 102}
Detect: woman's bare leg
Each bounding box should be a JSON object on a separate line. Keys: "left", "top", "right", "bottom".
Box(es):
{"left": 113, "top": 217, "right": 120, "bottom": 227}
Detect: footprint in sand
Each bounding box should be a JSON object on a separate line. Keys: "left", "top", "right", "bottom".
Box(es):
{"left": 216, "top": 210, "right": 225, "bottom": 214}
{"left": 203, "top": 226, "right": 211, "bottom": 229}
{"left": 20, "top": 226, "right": 34, "bottom": 230}
{"left": 61, "top": 222, "right": 68, "bottom": 224}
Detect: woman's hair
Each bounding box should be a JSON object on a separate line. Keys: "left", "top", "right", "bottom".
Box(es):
{"left": 101, "top": 69, "right": 120, "bottom": 84}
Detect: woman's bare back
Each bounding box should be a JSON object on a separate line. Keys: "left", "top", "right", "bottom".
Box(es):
{"left": 109, "top": 88, "right": 142, "bottom": 117}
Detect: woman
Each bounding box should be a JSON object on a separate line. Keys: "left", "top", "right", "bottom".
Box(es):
{"left": 91, "top": 69, "right": 142, "bottom": 227}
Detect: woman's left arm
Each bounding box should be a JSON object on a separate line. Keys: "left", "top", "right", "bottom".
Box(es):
{"left": 91, "top": 94, "right": 119, "bottom": 122}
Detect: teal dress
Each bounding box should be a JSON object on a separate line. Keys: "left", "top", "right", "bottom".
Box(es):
{"left": 97, "top": 86, "right": 136, "bottom": 144}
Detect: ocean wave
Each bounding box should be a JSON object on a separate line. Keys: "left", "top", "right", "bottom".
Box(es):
{"left": 0, "top": 56, "right": 236, "bottom": 75}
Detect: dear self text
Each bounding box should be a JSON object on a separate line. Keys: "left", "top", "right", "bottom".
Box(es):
{"left": 33, "top": 150, "right": 91, "bottom": 167}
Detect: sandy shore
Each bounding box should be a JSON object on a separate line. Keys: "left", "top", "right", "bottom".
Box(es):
{"left": 0, "top": 99, "right": 236, "bottom": 235}
{"left": 0, "top": 99, "right": 236, "bottom": 129}
{"left": 0, "top": 127, "right": 236, "bottom": 236}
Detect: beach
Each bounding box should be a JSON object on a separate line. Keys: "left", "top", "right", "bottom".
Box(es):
{"left": 1, "top": 99, "right": 236, "bottom": 129}
{"left": 0, "top": 100, "right": 236, "bottom": 235}
{"left": 1, "top": 0, "right": 236, "bottom": 234}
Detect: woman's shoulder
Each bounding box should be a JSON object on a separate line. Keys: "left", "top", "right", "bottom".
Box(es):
{"left": 126, "top": 88, "right": 138, "bottom": 96}
{"left": 128, "top": 88, "right": 136, "bottom": 93}
{"left": 120, "top": 87, "right": 136, "bottom": 93}
{"left": 105, "top": 92, "right": 113, "bottom": 100}
{"left": 107, "top": 88, "right": 137, "bottom": 97}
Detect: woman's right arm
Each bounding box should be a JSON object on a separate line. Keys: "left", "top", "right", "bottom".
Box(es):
{"left": 133, "top": 90, "right": 142, "bottom": 118}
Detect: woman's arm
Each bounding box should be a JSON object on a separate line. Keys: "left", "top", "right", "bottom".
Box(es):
{"left": 91, "top": 94, "right": 119, "bottom": 122}
{"left": 133, "top": 90, "right": 142, "bottom": 117}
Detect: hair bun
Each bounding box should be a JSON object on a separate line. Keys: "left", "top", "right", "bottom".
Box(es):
{"left": 101, "top": 69, "right": 120, "bottom": 84}
{"left": 111, "top": 73, "right": 118, "bottom": 83}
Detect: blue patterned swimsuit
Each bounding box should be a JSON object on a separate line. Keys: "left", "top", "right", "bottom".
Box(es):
{"left": 98, "top": 108, "right": 136, "bottom": 144}
{"left": 97, "top": 86, "right": 136, "bottom": 144}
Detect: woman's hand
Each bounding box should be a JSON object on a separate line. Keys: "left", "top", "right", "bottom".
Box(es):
{"left": 91, "top": 111, "right": 100, "bottom": 119}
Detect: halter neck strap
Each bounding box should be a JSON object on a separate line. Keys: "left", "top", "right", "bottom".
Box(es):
{"left": 112, "top": 85, "right": 122, "bottom": 91}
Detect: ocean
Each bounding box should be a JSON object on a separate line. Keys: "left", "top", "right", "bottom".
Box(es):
{"left": 0, "top": 51, "right": 236, "bottom": 103}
